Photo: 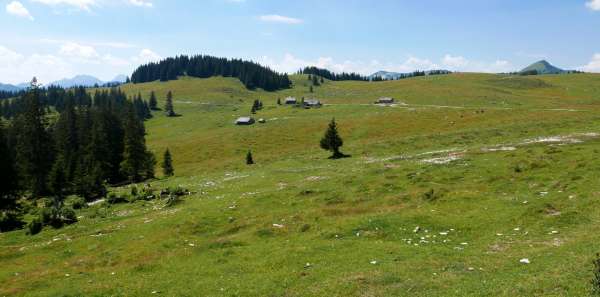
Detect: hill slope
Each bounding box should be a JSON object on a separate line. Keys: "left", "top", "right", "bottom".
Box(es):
{"left": 3, "top": 73, "right": 600, "bottom": 296}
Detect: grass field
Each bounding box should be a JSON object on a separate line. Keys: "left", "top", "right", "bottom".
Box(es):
{"left": 3, "top": 73, "right": 600, "bottom": 296}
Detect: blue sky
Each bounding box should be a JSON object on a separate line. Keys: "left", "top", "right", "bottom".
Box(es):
{"left": 2, "top": 0, "right": 600, "bottom": 84}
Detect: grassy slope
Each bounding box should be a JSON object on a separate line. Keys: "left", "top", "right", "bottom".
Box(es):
{"left": 3, "top": 73, "right": 600, "bottom": 296}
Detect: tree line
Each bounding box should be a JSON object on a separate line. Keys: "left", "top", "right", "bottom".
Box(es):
{"left": 300, "top": 67, "right": 369, "bottom": 81}
{"left": 0, "top": 79, "right": 156, "bottom": 232}
{"left": 130, "top": 55, "right": 292, "bottom": 91}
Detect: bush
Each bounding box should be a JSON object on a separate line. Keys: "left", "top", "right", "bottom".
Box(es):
{"left": 39, "top": 208, "right": 53, "bottom": 225}
{"left": 106, "top": 193, "right": 128, "bottom": 204}
{"left": 422, "top": 188, "right": 443, "bottom": 202}
{"left": 0, "top": 211, "right": 25, "bottom": 232}
{"left": 61, "top": 208, "right": 78, "bottom": 225}
{"left": 593, "top": 253, "right": 600, "bottom": 295}
{"left": 66, "top": 196, "right": 87, "bottom": 210}
{"left": 26, "top": 218, "right": 42, "bottom": 235}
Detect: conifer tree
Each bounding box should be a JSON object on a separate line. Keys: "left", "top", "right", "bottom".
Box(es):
{"left": 0, "top": 122, "right": 22, "bottom": 231}
{"left": 277, "top": 98, "right": 281, "bottom": 105}
{"left": 12, "top": 78, "right": 53, "bottom": 197}
{"left": 246, "top": 150, "right": 254, "bottom": 165}
{"left": 149, "top": 91, "right": 158, "bottom": 110}
{"left": 309, "top": 85, "right": 314, "bottom": 93}
{"left": 120, "top": 104, "right": 155, "bottom": 182}
{"left": 320, "top": 118, "right": 345, "bottom": 159}
{"left": 165, "top": 91, "right": 175, "bottom": 117}
{"left": 320, "top": 76, "right": 324, "bottom": 84}
{"left": 312, "top": 75, "right": 320, "bottom": 86}
{"left": 162, "top": 148, "right": 174, "bottom": 177}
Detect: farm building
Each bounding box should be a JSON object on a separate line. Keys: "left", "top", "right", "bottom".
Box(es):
{"left": 284, "top": 97, "right": 297, "bottom": 105}
{"left": 303, "top": 99, "right": 322, "bottom": 108}
{"left": 376, "top": 97, "right": 395, "bottom": 104}
{"left": 235, "top": 117, "right": 255, "bottom": 125}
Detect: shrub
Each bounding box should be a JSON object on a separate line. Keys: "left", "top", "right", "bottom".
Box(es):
{"left": 0, "top": 211, "right": 25, "bottom": 232}
{"left": 61, "top": 208, "right": 78, "bottom": 225}
{"left": 107, "top": 193, "right": 128, "bottom": 204}
{"left": 39, "top": 208, "right": 53, "bottom": 225}
{"left": 26, "top": 218, "right": 43, "bottom": 235}
{"left": 423, "top": 188, "right": 443, "bottom": 202}
{"left": 593, "top": 253, "right": 600, "bottom": 295}
{"left": 66, "top": 196, "right": 87, "bottom": 210}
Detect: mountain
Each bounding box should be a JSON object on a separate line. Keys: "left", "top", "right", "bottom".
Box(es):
{"left": 109, "top": 74, "right": 128, "bottom": 83}
{"left": 49, "top": 75, "right": 105, "bottom": 88}
{"left": 0, "top": 83, "right": 24, "bottom": 92}
{"left": 370, "top": 71, "right": 404, "bottom": 80}
{"left": 520, "top": 60, "right": 565, "bottom": 75}
{"left": 369, "top": 69, "right": 451, "bottom": 80}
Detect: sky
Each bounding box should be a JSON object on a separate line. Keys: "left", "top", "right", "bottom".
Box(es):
{"left": 2, "top": 0, "right": 600, "bottom": 84}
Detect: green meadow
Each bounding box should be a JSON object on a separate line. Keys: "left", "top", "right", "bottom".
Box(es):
{"left": 3, "top": 73, "right": 600, "bottom": 296}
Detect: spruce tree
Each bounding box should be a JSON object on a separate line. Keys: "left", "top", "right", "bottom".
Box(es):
{"left": 0, "top": 122, "right": 22, "bottom": 231}
{"left": 162, "top": 148, "right": 174, "bottom": 177}
{"left": 277, "top": 98, "right": 281, "bottom": 105}
{"left": 120, "top": 104, "right": 154, "bottom": 183}
{"left": 309, "top": 85, "right": 314, "bottom": 93}
{"left": 319, "top": 118, "right": 345, "bottom": 159}
{"left": 312, "top": 75, "right": 320, "bottom": 86}
{"left": 246, "top": 150, "right": 254, "bottom": 165}
{"left": 165, "top": 91, "right": 175, "bottom": 117}
{"left": 149, "top": 91, "right": 158, "bottom": 110}
{"left": 12, "top": 78, "right": 53, "bottom": 197}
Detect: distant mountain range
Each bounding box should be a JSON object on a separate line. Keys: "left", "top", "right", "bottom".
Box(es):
{"left": 369, "top": 70, "right": 451, "bottom": 80}
{"left": 519, "top": 60, "right": 565, "bottom": 74}
{"left": 0, "top": 74, "right": 128, "bottom": 92}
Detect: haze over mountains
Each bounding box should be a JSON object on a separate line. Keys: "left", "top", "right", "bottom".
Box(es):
{"left": 0, "top": 74, "right": 128, "bottom": 91}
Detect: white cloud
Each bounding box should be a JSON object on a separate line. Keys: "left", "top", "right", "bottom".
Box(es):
{"left": 259, "top": 53, "right": 514, "bottom": 75}
{"left": 0, "top": 46, "right": 72, "bottom": 84}
{"left": 442, "top": 54, "right": 468, "bottom": 69}
{"left": 128, "top": 0, "right": 152, "bottom": 7}
{"left": 31, "top": 0, "right": 97, "bottom": 11}
{"left": 132, "top": 49, "right": 161, "bottom": 64}
{"left": 586, "top": 0, "right": 600, "bottom": 11}
{"left": 59, "top": 42, "right": 99, "bottom": 59}
{"left": 580, "top": 53, "right": 600, "bottom": 72}
{"left": 259, "top": 14, "right": 303, "bottom": 24}
{"left": 6, "top": 1, "right": 34, "bottom": 20}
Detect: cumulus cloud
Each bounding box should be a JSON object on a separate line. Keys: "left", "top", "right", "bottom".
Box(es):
{"left": 132, "top": 48, "right": 161, "bottom": 64}
{"left": 259, "top": 14, "right": 303, "bottom": 24}
{"left": 259, "top": 53, "right": 514, "bottom": 75}
{"left": 128, "top": 0, "right": 152, "bottom": 8}
{"left": 59, "top": 42, "right": 100, "bottom": 59}
{"left": 31, "top": 0, "right": 98, "bottom": 11}
{"left": 580, "top": 53, "right": 600, "bottom": 72}
{"left": 0, "top": 44, "right": 163, "bottom": 84}
{"left": 586, "top": 0, "right": 600, "bottom": 11}
{"left": 6, "top": 1, "right": 34, "bottom": 20}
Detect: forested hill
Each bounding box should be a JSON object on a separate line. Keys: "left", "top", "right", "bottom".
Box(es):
{"left": 301, "top": 66, "right": 368, "bottom": 81}
{"left": 130, "top": 55, "right": 292, "bottom": 91}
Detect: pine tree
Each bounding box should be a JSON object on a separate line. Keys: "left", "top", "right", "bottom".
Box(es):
{"left": 246, "top": 150, "right": 254, "bottom": 165}
{"left": 53, "top": 95, "right": 79, "bottom": 185}
{"left": 309, "top": 85, "right": 314, "bottom": 93}
{"left": 319, "top": 118, "right": 345, "bottom": 159}
{"left": 312, "top": 75, "right": 320, "bottom": 86}
{"left": 277, "top": 98, "right": 281, "bottom": 105}
{"left": 165, "top": 91, "right": 175, "bottom": 117}
{"left": 48, "top": 158, "right": 67, "bottom": 217}
{"left": 162, "top": 148, "right": 174, "bottom": 177}
{"left": 149, "top": 91, "right": 158, "bottom": 110}
{"left": 320, "top": 76, "right": 324, "bottom": 84}
{"left": 12, "top": 78, "right": 53, "bottom": 197}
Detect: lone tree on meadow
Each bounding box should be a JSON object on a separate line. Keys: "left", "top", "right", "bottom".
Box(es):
{"left": 149, "top": 91, "right": 158, "bottom": 110}
{"left": 246, "top": 150, "right": 254, "bottom": 165}
{"left": 277, "top": 98, "right": 281, "bottom": 105}
{"left": 165, "top": 91, "right": 176, "bottom": 117}
{"left": 320, "top": 118, "right": 346, "bottom": 159}
{"left": 162, "top": 148, "right": 174, "bottom": 177}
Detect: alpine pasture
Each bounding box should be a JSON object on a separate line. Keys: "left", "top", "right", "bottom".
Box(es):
{"left": 3, "top": 73, "right": 600, "bottom": 296}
